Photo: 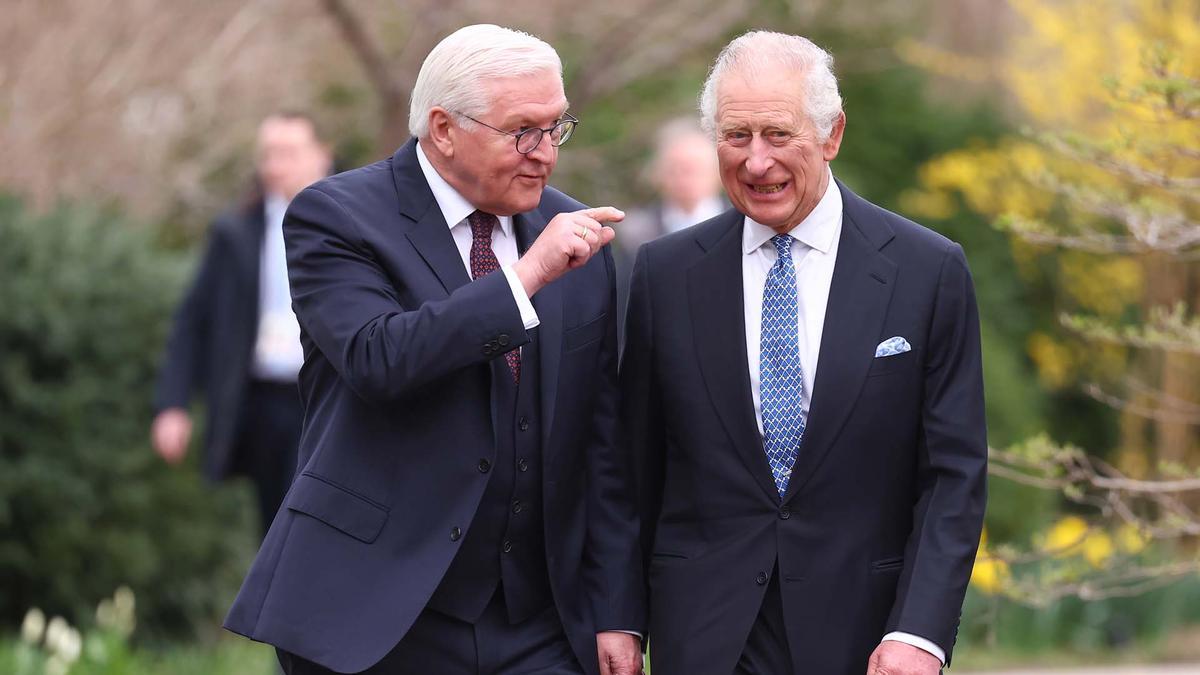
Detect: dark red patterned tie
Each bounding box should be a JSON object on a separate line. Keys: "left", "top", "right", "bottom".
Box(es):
{"left": 468, "top": 210, "right": 521, "bottom": 384}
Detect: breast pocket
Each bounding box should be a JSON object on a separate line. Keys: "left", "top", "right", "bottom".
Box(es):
{"left": 866, "top": 348, "right": 919, "bottom": 377}
{"left": 562, "top": 312, "right": 607, "bottom": 353}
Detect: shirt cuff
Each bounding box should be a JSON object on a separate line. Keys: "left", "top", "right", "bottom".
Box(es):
{"left": 501, "top": 265, "right": 540, "bottom": 330}
{"left": 882, "top": 632, "right": 945, "bottom": 665}
{"left": 610, "top": 630, "right": 643, "bottom": 640}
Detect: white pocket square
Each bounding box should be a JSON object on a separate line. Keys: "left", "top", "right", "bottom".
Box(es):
{"left": 875, "top": 336, "right": 911, "bottom": 358}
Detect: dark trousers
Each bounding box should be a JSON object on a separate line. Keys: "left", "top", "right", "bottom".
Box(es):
{"left": 734, "top": 564, "right": 794, "bottom": 675}
{"left": 232, "top": 380, "right": 302, "bottom": 536}
{"left": 277, "top": 589, "right": 584, "bottom": 675}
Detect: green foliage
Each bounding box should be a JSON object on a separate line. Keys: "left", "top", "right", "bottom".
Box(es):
{"left": 0, "top": 634, "right": 274, "bottom": 675}
{"left": 956, "top": 574, "right": 1200, "bottom": 662}
{"left": 0, "top": 195, "right": 258, "bottom": 638}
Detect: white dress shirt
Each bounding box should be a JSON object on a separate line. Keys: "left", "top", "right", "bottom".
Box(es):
{"left": 415, "top": 143, "right": 539, "bottom": 330}
{"left": 741, "top": 169, "right": 945, "bottom": 666}
{"left": 251, "top": 194, "right": 305, "bottom": 382}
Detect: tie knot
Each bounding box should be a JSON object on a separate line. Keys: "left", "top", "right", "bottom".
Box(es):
{"left": 771, "top": 234, "right": 793, "bottom": 259}
{"left": 468, "top": 210, "right": 498, "bottom": 242}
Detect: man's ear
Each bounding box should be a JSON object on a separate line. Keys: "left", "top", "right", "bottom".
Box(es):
{"left": 822, "top": 111, "right": 846, "bottom": 162}
{"left": 427, "top": 107, "right": 455, "bottom": 158}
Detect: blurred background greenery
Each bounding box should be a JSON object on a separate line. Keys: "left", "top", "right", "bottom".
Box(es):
{"left": 1, "top": 0, "right": 1197, "bottom": 672}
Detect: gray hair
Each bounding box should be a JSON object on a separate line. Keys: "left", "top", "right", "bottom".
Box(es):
{"left": 408, "top": 24, "right": 563, "bottom": 139}
{"left": 699, "top": 31, "right": 843, "bottom": 142}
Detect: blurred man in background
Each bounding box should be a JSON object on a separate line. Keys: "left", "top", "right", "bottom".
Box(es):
{"left": 617, "top": 118, "right": 724, "bottom": 260}
{"left": 151, "top": 112, "right": 333, "bottom": 536}
{"left": 615, "top": 119, "right": 723, "bottom": 332}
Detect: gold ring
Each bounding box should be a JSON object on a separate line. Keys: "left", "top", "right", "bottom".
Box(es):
{"left": 579, "top": 225, "right": 589, "bottom": 239}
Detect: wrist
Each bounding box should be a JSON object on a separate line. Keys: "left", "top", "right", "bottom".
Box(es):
{"left": 512, "top": 258, "right": 545, "bottom": 297}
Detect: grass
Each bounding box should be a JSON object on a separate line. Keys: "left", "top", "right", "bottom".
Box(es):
{"left": 0, "top": 634, "right": 275, "bottom": 675}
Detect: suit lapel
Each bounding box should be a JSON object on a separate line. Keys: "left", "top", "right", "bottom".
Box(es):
{"left": 687, "top": 211, "right": 780, "bottom": 503}
{"left": 783, "top": 181, "right": 897, "bottom": 501}
{"left": 392, "top": 139, "right": 471, "bottom": 295}
{"left": 233, "top": 202, "right": 267, "bottom": 335}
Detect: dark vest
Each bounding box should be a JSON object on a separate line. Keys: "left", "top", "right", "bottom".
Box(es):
{"left": 426, "top": 328, "right": 551, "bottom": 624}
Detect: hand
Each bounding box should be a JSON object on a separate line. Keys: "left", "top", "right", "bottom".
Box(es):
{"left": 596, "top": 631, "right": 642, "bottom": 675}
{"left": 151, "top": 408, "right": 192, "bottom": 465}
{"left": 866, "top": 641, "right": 941, "bottom": 675}
{"left": 512, "top": 207, "right": 622, "bottom": 296}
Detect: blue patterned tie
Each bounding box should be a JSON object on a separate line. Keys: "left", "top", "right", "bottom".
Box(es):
{"left": 760, "top": 234, "right": 806, "bottom": 497}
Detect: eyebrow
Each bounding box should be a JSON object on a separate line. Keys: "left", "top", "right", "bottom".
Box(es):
{"left": 498, "top": 103, "right": 570, "bottom": 129}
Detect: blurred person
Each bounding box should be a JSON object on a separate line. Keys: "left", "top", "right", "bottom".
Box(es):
{"left": 614, "top": 120, "right": 723, "bottom": 333}
{"left": 622, "top": 31, "right": 987, "bottom": 675}
{"left": 617, "top": 118, "right": 725, "bottom": 261}
{"left": 223, "top": 24, "right": 644, "bottom": 675}
{"left": 151, "top": 112, "right": 332, "bottom": 536}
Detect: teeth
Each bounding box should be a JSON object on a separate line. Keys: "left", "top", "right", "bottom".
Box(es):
{"left": 752, "top": 184, "right": 784, "bottom": 193}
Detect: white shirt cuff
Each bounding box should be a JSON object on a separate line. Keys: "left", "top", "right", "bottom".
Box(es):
{"left": 612, "top": 630, "right": 643, "bottom": 639}
{"left": 502, "top": 265, "right": 540, "bottom": 330}
{"left": 882, "top": 632, "right": 945, "bottom": 665}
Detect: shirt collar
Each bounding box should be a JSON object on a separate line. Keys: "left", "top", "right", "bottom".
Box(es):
{"left": 742, "top": 168, "right": 842, "bottom": 255}
{"left": 416, "top": 142, "right": 513, "bottom": 238}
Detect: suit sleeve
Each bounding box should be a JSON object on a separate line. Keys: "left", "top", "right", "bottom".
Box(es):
{"left": 619, "top": 245, "right": 667, "bottom": 598}
{"left": 283, "top": 185, "right": 531, "bottom": 403}
{"left": 886, "top": 243, "right": 988, "bottom": 664}
{"left": 583, "top": 246, "right": 647, "bottom": 634}
{"left": 153, "top": 226, "right": 224, "bottom": 411}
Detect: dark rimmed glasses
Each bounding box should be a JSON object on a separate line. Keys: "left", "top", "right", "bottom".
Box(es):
{"left": 456, "top": 111, "right": 579, "bottom": 155}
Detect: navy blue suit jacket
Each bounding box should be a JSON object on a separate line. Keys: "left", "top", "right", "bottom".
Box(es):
{"left": 154, "top": 202, "right": 265, "bottom": 481}
{"left": 225, "top": 139, "right": 644, "bottom": 674}
{"left": 622, "top": 181, "right": 987, "bottom": 674}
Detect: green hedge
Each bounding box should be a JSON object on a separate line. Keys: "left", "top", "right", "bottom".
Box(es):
{"left": 0, "top": 195, "right": 257, "bottom": 638}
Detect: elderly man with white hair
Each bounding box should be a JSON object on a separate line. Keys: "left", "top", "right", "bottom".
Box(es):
{"left": 622, "top": 30, "right": 987, "bottom": 675}
{"left": 225, "top": 24, "right": 645, "bottom": 675}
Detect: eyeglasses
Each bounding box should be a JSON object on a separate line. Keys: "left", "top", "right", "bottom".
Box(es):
{"left": 456, "top": 111, "right": 579, "bottom": 155}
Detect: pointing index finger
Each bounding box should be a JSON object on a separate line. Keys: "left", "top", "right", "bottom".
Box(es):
{"left": 578, "top": 206, "right": 625, "bottom": 224}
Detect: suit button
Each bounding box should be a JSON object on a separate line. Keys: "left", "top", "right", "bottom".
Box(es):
{"left": 779, "top": 507, "right": 791, "bottom": 520}
{"left": 502, "top": 539, "right": 513, "bottom": 553}
{"left": 478, "top": 459, "right": 491, "bottom": 473}
{"left": 482, "top": 344, "right": 494, "bottom": 355}
{"left": 518, "top": 416, "right": 530, "bottom": 431}
{"left": 450, "top": 526, "right": 462, "bottom": 542}
{"left": 517, "top": 458, "right": 529, "bottom": 472}
{"left": 512, "top": 500, "right": 522, "bottom": 514}
{"left": 498, "top": 334, "right": 510, "bottom": 347}
{"left": 755, "top": 571, "right": 768, "bottom": 586}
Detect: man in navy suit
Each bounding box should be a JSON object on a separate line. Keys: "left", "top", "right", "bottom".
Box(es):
{"left": 224, "top": 24, "right": 644, "bottom": 675}
{"left": 152, "top": 112, "right": 332, "bottom": 535}
{"left": 622, "top": 31, "right": 987, "bottom": 675}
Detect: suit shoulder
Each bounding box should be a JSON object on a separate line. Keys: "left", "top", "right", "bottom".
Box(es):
{"left": 861, "top": 198, "right": 960, "bottom": 260}
{"left": 539, "top": 186, "right": 586, "bottom": 215}
{"left": 305, "top": 158, "right": 394, "bottom": 204}
{"left": 208, "top": 203, "right": 260, "bottom": 240}
{"left": 643, "top": 208, "right": 738, "bottom": 257}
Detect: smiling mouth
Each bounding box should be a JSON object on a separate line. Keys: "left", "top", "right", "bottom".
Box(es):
{"left": 750, "top": 182, "right": 787, "bottom": 194}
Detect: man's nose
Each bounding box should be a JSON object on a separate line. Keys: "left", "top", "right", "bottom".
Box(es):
{"left": 744, "top": 135, "right": 775, "bottom": 176}
{"left": 525, "top": 131, "right": 556, "bottom": 164}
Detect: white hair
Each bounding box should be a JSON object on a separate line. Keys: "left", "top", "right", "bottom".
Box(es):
{"left": 699, "top": 31, "right": 843, "bottom": 142}
{"left": 408, "top": 24, "right": 563, "bottom": 139}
